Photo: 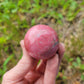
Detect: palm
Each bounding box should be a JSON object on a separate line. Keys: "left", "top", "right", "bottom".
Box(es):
{"left": 2, "top": 40, "right": 65, "bottom": 84}
{"left": 19, "top": 57, "right": 58, "bottom": 84}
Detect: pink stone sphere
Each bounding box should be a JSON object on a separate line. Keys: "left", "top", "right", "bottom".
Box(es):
{"left": 24, "top": 25, "right": 59, "bottom": 59}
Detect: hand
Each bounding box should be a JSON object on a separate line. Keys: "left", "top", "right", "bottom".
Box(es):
{"left": 2, "top": 40, "right": 65, "bottom": 84}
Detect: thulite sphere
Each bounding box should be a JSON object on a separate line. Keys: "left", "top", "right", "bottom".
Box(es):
{"left": 24, "top": 25, "right": 59, "bottom": 59}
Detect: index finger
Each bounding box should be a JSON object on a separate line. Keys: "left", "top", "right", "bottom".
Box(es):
{"left": 44, "top": 54, "right": 59, "bottom": 84}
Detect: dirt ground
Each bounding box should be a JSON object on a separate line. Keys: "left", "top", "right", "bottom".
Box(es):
{"left": 0, "top": 11, "right": 84, "bottom": 84}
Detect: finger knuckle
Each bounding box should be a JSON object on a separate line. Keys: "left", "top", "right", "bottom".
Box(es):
{"left": 3, "top": 72, "right": 8, "bottom": 80}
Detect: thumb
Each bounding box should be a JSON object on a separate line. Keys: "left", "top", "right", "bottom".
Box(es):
{"left": 20, "top": 40, "right": 28, "bottom": 56}
{"left": 3, "top": 40, "right": 38, "bottom": 82}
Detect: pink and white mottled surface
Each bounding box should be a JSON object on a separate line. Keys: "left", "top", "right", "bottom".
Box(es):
{"left": 24, "top": 25, "right": 59, "bottom": 59}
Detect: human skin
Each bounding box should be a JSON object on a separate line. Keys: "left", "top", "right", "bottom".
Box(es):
{"left": 2, "top": 40, "right": 65, "bottom": 84}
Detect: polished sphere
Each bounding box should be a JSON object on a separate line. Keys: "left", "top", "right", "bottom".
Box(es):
{"left": 24, "top": 25, "right": 59, "bottom": 59}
